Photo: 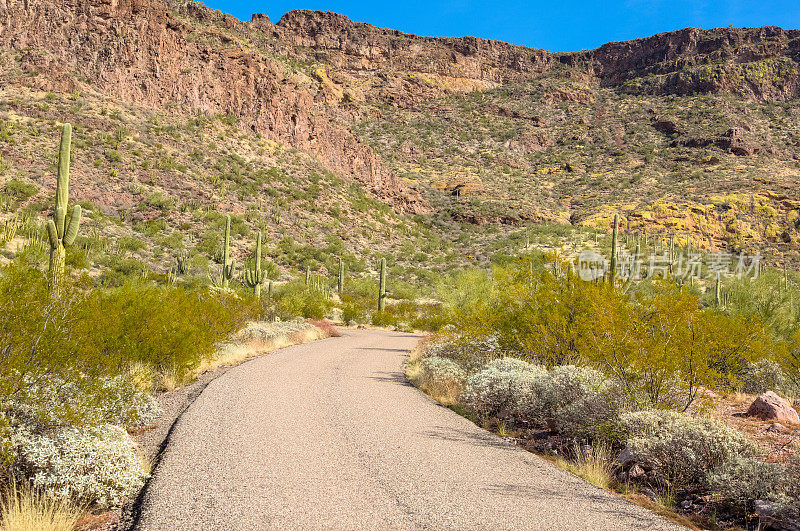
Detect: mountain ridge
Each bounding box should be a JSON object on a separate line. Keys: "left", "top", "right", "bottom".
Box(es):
{"left": 0, "top": 0, "right": 799, "bottom": 279}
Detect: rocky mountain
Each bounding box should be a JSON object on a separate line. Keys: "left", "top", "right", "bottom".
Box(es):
{"left": 0, "top": 0, "right": 799, "bottom": 280}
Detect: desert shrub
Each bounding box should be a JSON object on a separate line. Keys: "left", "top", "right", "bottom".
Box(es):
{"left": 460, "top": 359, "right": 547, "bottom": 420}
{"left": 341, "top": 298, "right": 368, "bottom": 324}
{"left": 706, "top": 455, "right": 787, "bottom": 511}
{"left": 419, "top": 357, "right": 466, "bottom": 400}
{"left": 545, "top": 365, "right": 614, "bottom": 436}
{"left": 485, "top": 357, "right": 535, "bottom": 373}
{"left": 78, "top": 283, "right": 248, "bottom": 379}
{"left": 4, "top": 374, "right": 160, "bottom": 433}
{"left": 739, "top": 359, "right": 791, "bottom": 395}
{"left": 97, "top": 258, "right": 148, "bottom": 286}
{"left": 619, "top": 410, "right": 756, "bottom": 490}
{"left": 3, "top": 179, "right": 38, "bottom": 201}
{"left": 9, "top": 424, "right": 146, "bottom": 508}
{"left": 423, "top": 334, "right": 509, "bottom": 373}
{"left": 275, "top": 280, "right": 333, "bottom": 320}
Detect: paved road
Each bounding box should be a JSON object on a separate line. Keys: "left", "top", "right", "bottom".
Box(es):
{"left": 134, "top": 329, "right": 682, "bottom": 530}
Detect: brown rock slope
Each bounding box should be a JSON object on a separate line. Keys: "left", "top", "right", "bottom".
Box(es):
{"left": 0, "top": 0, "right": 425, "bottom": 213}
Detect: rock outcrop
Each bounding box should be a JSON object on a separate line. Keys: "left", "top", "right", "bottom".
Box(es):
{"left": 0, "top": 0, "right": 427, "bottom": 213}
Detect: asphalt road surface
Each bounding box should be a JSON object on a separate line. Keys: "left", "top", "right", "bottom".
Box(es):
{"left": 133, "top": 329, "right": 682, "bottom": 530}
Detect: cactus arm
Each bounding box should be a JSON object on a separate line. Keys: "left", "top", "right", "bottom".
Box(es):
{"left": 63, "top": 205, "right": 81, "bottom": 246}
{"left": 55, "top": 124, "right": 71, "bottom": 213}
{"left": 46, "top": 219, "right": 59, "bottom": 249}
{"left": 255, "top": 232, "right": 261, "bottom": 272}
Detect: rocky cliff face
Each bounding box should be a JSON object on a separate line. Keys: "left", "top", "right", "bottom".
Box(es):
{"left": 260, "top": 8, "right": 799, "bottom": 102}
{"left": 271, "top": 10, "right": 552, "bottom": 84}
{"left": 575, "top": 26, "right": 800, "bottom": 100}
{"left": 0, "top": 0, "right": 426, "bottom": 213}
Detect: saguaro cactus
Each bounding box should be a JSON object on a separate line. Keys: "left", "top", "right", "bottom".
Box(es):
{"left": 222, "top": 215, "right": 236, "bottom": 287}
{"left": 714, "top": 273, "right": 721, "bottom": 307}
{"left": 378, "top": 257, "right": 387, "bottom": 311}
{"left": 244, "top": 232, "right": 266, "bottom": 298}
{"left": 305, "top": 265, "right": 311, "bottom": 286}
{"left": 338, "top": 257, "right": 344, "bottom": 294}
{"left": 609, "top": 213, "right": 619, "bottom": 282}
{"left": 210, "top": 215, "right": 235, "bottom": 289}
{"left": 176, "top": 252, "right": 189, "bottom": 275}
{"left": 46, "top": 123, "right": 81, "bottom": 291}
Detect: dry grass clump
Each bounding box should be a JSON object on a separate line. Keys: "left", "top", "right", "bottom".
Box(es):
{"left": 0, "top": 481, "right": 84, "bottom": 531}
{"left": 555, "top": 443, "right": 615, "bottom": 490}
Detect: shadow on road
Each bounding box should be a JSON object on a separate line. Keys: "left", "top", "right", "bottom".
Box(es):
{"left": 366, "top": 371, "right": 414, "bottom": 386}
{"left": 419, "top": 425, "right": 511, "bottom": 449}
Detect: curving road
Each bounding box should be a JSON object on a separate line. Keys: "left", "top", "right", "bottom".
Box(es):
{"left": 133, "top": 329, "right": 682, "bottom": 530}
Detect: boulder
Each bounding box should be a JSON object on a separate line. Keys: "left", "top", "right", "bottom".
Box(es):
{"left": 617, "top": 447, "right": 636, "bottom": 467}
{"left": 747, "top": 391, "right": 799, "bottom": 424}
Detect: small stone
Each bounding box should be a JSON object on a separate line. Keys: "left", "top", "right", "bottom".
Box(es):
{"left": 641, "top": 487, "right": 658, "bottom": 501}
{"left": 766, "top": 422, "right": 789, "bottom": 434}
{"left": 628, "top": 464, "right": 645, "bottom": 479}
{"left": 680, "top": 500, "right": 692, "bottom": 509}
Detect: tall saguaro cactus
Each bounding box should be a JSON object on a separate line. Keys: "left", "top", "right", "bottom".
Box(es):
{"left": 378, "top": 257, "right": 387, "bottom": 311}
{"left": 215, "top": 215, "right": 235, "bottom": 288}
{"left": 338, "top": 257, "right": 344, "bottom": 294}
{"left": 244, "top": 232, "right": 266, "bottom": 298}
{"left": 609, "top": 213, "right": 619, "bottom": 283}
{"left": 47, "top": 123, "right": 81, "bottom": 291}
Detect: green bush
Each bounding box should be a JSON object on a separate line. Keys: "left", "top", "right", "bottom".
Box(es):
{"left": 3, "top": 179, "right": 38, "bottom": 201}
{"left": 275, "top": 280, "right": 332, "bottom": 320}
{"left": 78, "top": 283, "right": 249, "bottom": 378}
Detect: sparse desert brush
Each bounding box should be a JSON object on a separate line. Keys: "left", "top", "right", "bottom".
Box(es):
{"left": 308, "top": 319, "right": 341, "bottom": 337}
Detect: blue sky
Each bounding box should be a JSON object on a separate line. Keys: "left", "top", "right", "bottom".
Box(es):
{"left": 204, "top": 0, "right": 799, "bottom": 52}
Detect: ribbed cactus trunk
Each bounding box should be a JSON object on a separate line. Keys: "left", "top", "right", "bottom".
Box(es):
{"left": 305, "top": 265, "right": 310, "bottom": 286}
{"left": 254, "top": 232, "right": 262, "bottom": 298}
{"left": 221, "top": 215, "right": 234, "bottom": 288}
{"left": 338, "top": 257, "right": 344, "bottom": 294}
{"left": 378, "top": 258, "right": 386, "bottom": 311}
{"left": 609, "top": 213, "right": 618, "bottom": 283}
{"left": 715, "top": 274, "right": 721, "bottom": 308}
{"left": 669, "top": 233, "right": 675, "bottom": 269}
{"left": 46, "top": 123, "right": 81, "bottom": 295}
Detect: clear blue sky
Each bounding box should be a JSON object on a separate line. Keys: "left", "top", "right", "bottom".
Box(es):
{"left": 204, "top": 0, "right": 799, "bottom": 52}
